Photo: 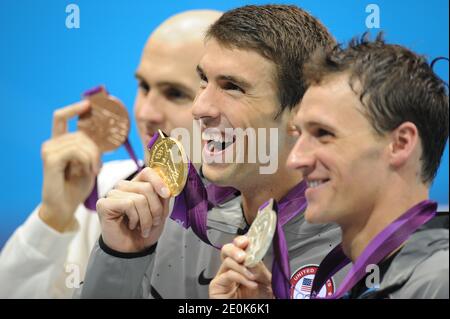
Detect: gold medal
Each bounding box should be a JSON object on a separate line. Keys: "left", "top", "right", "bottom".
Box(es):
{"left": 146, "top": 130, "right": 188, "bottom": 196}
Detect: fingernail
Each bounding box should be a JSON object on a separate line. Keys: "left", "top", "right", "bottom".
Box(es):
{"left": 237, "top": 251, "right": 246, "bottom": 260}
{"left": 161, "top": 187, "right": 170, "bottom": 198}
{"left": 153, "top": 217, "right": 161, "bottom": 226}
{"left": 142, "top": 229, "right": 150, "bottom": 238}
{"left": 236, "top": 236, "right": 247, "bottom": 246}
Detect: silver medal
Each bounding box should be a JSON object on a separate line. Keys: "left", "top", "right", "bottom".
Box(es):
{"left": 244, "top": 198, "right": 277, "bottom": 268}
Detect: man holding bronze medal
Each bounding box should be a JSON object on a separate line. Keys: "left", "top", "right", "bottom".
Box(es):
{"left": 78, "top": 5, "right": 347, "bottom": 299}
{"left": 0, "top": 10, "right": 222, "bottom": 298}
{"left": 211, "top": 35, "right": 449, "bottom": 299}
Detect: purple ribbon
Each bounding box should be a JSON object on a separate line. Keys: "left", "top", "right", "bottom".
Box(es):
{"left": 271, "top": 181, "right": 308, "bottom": 299}
{"left": 311, "top": 200, "right": 437, "bottom": 299}
{"left": 170, "top": 152, "right": 308, "bottom": 299}
{"left": 83, "top": 86, "right": 141, "bottom": 210}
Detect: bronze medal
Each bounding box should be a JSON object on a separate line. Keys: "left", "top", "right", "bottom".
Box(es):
{"left": 77, "top": 86, "right": 130, "bottom": 152}
{"left": 146, "top": 130, "right": 188, "bottom": 196}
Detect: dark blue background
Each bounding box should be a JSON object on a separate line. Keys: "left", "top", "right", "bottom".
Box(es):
{"left": 0, "top": 0, "right": 448, "bottom": 248}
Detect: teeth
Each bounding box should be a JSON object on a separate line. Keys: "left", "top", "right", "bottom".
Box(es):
{"left": 202, "top": 130, "right": 223, "bottom": 143}
{"left": 202, "top": 129, "right": 235, "bottom": 143}
{"left": 307, "top": 180, "right": 327, "bottom": 188}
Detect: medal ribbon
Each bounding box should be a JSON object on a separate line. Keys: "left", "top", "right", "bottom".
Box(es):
{"left": 311, "top": 200, "right": 437, "bottom": 299}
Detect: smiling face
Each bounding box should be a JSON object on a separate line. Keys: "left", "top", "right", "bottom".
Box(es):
{"left": 287, "top": 74, "right": 390, "bottom": 227}
{"left": 192, "top": 39, "right": 295, "bottom": 189}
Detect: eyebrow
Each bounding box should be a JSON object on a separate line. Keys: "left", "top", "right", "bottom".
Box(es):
{"left": 134, "top": 71, "right": 195, "bottom": 97}
{"left": 196, "top": 65, "right": 252, "bottom": 91}
{"left": 304, "top": 120, "right": 337, "bottom": 132}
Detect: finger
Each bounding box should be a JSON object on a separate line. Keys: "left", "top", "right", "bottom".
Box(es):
{"left": 221, "top": 243, "right": 247, "bottom": 264}
{"left": 220, "top": 270, "right": 258, "bottom": 290}
{"left": 44, "top": 133, "right": 101, "bottom": 175}
{"left": 44, "top": 143, "right": 93, "bottom": 176}
{"left": 223, "top": 257, "right": 256, "bottom": 281}
{"left": 247, "top": 262, "right": 272, "bottom": 285}
{"left": 46, "top": 131, "right": 98, "bottom": 155}
{"left": 52, "top": 100, "right": 90, "bottom": 137}
{"left": 134, "top": 167, "right": 170, "bottom": 198}
{"left": 102, "top": 191, "right": 140, "bottom": 230}
{"left": 233, "top": 236, "right": 250, "bottom": 250}
{"left": 106, "top": 189, "right": 153, "bottom": 237}
{"left": 128, "top": 192, "right": 153, "bottom": 238}
{"left": 75, "top": 132, "right": 102, "bottom": 174}
{"left": 115, "top": 180, "right": 163, "bottom": 226}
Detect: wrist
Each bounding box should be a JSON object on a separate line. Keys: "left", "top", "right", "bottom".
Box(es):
{"left": 99, "top": 235, "right": 157, "bottom": 258}
{"left": 38, "top": 204, "right": 77, "bottom": 233}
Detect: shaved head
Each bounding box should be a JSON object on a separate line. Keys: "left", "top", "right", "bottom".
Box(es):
{"left": 150, "top": 10, "right": 223, "bottom": 44}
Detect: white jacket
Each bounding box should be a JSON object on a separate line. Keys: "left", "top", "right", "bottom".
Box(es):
{"left": 0, "top": 160, "right": 139, "bottom": 298}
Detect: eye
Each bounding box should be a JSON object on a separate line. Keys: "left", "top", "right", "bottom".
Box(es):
{"left": 315, "top": 128, "right": 334, "bottom": 140}
{"left": 163, "top": 87, "right": 191, "bottom": 103}
{"left": 138, "top": 80, "right": 150, "bottom": 95}
{"left": 223, "top": 82, "right": 245, "bottom": 93}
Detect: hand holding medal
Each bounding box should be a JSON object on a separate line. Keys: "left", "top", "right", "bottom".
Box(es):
{"left": 209, "top": 200, "right": 277, "bottom": 299}
{"left": 96, "top": 129, "right": 188, "bottom": 253}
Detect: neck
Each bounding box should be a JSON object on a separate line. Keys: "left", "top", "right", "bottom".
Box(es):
{"left": 341, "top": 182, "right": 428, "bottom": 262}
{"left": 240, "top": 168, "right": 302, "bottom": 224}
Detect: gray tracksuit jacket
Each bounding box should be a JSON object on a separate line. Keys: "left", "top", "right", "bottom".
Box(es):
{"left": 351, "top": 224, "right": 449, "bottom": 299}
{"left": 76, "top": 195, "right": 346, "bottom": 299}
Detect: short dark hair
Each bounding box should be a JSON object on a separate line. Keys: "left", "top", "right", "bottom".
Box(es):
{"left": 206, "top": 4, "right": 335, "bottom": 117}
{"left": 304, "top": 33, "right": 449, "bottom": 184}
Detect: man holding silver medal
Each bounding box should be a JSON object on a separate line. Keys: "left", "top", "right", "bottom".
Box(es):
{"left": 212, "top": 35, "right": 449, "bottom": 299}
{"left": 78, "top": 5, "right": 347, "bottom": 299}
{"left": 0, "top": 10, "right": 222, "bottom": 298}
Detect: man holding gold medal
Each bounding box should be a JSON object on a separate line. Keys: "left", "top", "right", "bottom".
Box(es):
{"left": 0, "top": 10, "right": 222, "bottom": 298}
{"left": 78, "top": 5, "right": 347, "bottom": 299}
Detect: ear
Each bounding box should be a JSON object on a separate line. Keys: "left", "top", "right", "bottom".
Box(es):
{"left": 388, "top": 122, "right": 419, "bottom": 168}
{"left": 285, "top": 106, "right": 300, "bottom": 137}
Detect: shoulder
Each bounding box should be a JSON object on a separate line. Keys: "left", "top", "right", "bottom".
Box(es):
{"left": 388, "top": 229, "right": 449, "bottom": 299}
{"left": 395, "top": 249, "right": 449, "bottom": 299}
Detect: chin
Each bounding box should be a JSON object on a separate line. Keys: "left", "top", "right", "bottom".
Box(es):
{"left": 304, "top": 206, "right": 330, "bottom": 225}
{"left": 202, "top": 163, "right": 236, "bottom": 187}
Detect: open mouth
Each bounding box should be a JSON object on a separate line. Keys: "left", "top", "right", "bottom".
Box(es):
{"left": 202, "top": 130, "right": 236, "bottom": 155}
{"left": 206, "top": 138, "right": 236, "bottom": 153}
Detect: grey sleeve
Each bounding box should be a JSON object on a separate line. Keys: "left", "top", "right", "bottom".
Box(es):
{"left": 391, "top": 250, "right": 449, "bottom": 299}
{"left": 74, "top": 239, "right": 156, "bottom": 299}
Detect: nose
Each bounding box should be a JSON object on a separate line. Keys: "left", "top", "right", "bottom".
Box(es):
{"left": 192, "top": 85, "right": 220, "bottom": 123}
{"left": 286, "top": 134, "right": 315, "bottom": 176}
{"left": 135, "top": 90, "right": 165, "bottom": 124}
